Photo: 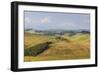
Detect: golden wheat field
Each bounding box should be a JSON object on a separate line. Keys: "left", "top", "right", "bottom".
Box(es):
{"left": 24, "top": 33, "right": 90, "bottom": 62}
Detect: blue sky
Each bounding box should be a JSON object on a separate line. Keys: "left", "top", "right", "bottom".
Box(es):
{"left": 24, "top": 11, "right": 90, "bottom": 31}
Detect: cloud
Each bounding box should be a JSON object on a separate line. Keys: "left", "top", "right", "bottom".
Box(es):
{"left": 25, "top": 16, "right": 51, "bottom": 25}
{"left": 41, "top": 17, "right": 50, "bottom": 23}
{"left": 25, "top": 17, "right": 31, "bottom": 24}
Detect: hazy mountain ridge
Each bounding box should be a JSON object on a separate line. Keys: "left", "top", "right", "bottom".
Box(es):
{"left": 25, "top": 28, "right": 90, "bottom": 35}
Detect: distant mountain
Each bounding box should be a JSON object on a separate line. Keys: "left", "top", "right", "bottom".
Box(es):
{"left": 25, "top": 28, "right": 90, "bottom": 35}
{"left": 34, "top": 29, "right": 90, "bottom": 33}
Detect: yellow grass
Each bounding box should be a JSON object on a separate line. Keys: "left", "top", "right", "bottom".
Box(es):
{"left": 24, "top": 33, "right": 90, "bottom": 62}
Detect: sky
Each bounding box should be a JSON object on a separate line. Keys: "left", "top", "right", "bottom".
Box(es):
{"left": 24, "top": 11, "right": 90, "bottom": 31}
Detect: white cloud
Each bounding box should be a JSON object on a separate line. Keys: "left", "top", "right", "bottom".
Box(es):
{"left": 25, "top": 16, "right": 51, "bottom": 25}
{"left": 25, "top": 17, "right": 31, "bottom": 24}
{"left": 41, "top": 17, "right": 50, "bottom": 23}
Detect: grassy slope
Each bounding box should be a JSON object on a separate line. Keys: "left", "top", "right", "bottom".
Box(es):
{"left": 24, "top": 33, "right": 90, "bottom": 62}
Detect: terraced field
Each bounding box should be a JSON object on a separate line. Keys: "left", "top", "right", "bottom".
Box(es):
{"left": 24, "top": 33, "right": 90, "bottom": 62}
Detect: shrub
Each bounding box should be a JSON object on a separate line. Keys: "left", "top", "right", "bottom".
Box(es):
{"left": 24, "top": 42, "right": 52, "bottom": 56}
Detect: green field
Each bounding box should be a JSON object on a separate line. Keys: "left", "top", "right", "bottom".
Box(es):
{"left": 24, "top": 33, "right": 90, "bottom": 62}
